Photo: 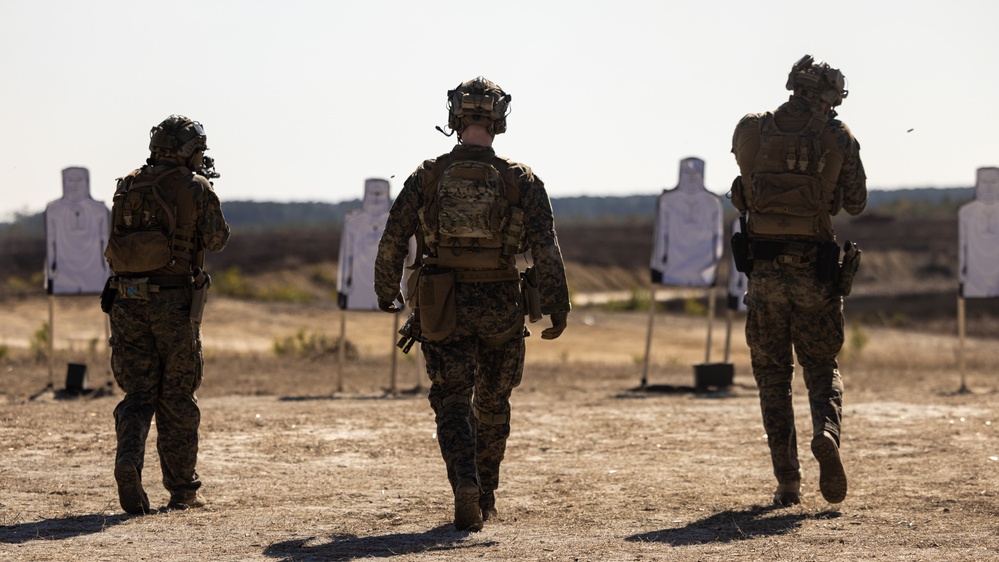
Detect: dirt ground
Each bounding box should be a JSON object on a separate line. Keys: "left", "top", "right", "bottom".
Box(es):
{"left": 2, "top": 294, "right": 999, "bottom": 561}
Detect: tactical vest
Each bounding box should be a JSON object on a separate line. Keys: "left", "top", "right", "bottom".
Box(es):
{"left": 104, "top": 167, "right": 198, "bottom": 275}
{"left": 418, "top": 155, "right": 524, "bottom": 269}
{"left": 745, "top": 112, "right": 840, "bottom": 241}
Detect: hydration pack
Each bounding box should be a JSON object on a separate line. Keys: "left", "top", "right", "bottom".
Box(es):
{"left": 420, "top": 158, "right": 524, "bottom": 269}
{"left": 104, "top": 168, "right": 196, "bottom": 274}
{"left": 746, "top": 112, "right": 835, "bottom": 240}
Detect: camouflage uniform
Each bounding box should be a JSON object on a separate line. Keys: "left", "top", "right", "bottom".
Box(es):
{"left": 108, "top": 162, "right": 229, "bottom": 507}
{"left": 732, "top": 96, "right": 866, "bottom": 488}
{"left": 375, "top": 144, "right": 570, "bottom": 514}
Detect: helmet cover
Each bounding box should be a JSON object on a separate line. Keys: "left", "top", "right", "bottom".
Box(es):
{"left": 446, "top": 77, "right": 512, "bottom": 135}
{"left": 149, "top": 115, "right": 207, "bottom": 159}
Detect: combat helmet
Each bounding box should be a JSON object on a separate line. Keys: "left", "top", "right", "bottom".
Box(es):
{"left": 148, "top": 115, "right": 207, "bottom": 161}
{"left": 785, "top": 55, "right": 848, "bottom": 107}
{"left": 445, "top": 77, "right": 512, "bottom": 137}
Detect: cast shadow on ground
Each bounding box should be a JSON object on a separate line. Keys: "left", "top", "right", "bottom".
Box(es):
{"left": 616, "top": 383, "right": 756, "bottom": 400}
{"left": 278, "top": 386, "right": 426, "bottom": 402}
{"left": 28, "top": 384, "right": 116, "bottom": 402}
{"left": 626, "top": 504, "right": 840, "bottom": 545}
{"left": 0, "top": 512, "right": 131, "bottom": 544}
{"left": 262, "top": 525, "right": 495, "bottom": 561}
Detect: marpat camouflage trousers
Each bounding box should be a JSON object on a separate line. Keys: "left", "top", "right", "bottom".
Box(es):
{"left": 422, "top": 279, "right": 525, "bottom": 495}
{"left": 745, "top": 260, "right": 844, "bottom": 483}
{"left": 110, "top": 287, "right": 203, "bottom": 495}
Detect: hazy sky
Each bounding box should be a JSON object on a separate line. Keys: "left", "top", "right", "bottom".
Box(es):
{"left": 1, "top": 0, "right": 996, "bottom": 220}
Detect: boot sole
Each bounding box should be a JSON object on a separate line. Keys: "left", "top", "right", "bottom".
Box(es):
{"left": 114, "top": 462, "right": 150, "bottom": 515}
{"left": 454, "top": 483, "right": 483, "bottom": 532}
{"left": 811, "top": 433, "right": 847, "bottom": 504}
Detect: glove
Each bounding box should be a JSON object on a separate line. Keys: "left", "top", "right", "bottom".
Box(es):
{"left": 378, "top": 291, "right": 404, "bottom": 313}
{"left": 541, "top": 310, "right": 568, "bottom": 340}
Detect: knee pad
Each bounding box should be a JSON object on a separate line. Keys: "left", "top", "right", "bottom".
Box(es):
{"left": 472, "top": 402, "right": 510, "bottom": 425}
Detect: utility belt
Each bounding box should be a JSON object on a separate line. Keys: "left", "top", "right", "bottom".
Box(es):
{"left": 732, "top": 235, "right": 840, "bottom": 282}
{"left": 453, "top": 267, "right": 520, "bottom": 283}
{"left": 421, "top": 260, "right": 520, "bottom": 283}
{"left": 111, "top": 275, "right": 193, "bottom": 300}
{"left": 750, "top": 240, "right": 820, "bottom": 267}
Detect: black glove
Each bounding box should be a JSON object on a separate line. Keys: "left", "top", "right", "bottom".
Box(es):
{"left": 378, "top": 291, "right": 404, "bottom": 313}
{"left": 541, "top": 310, "right": 568, "bottom": 340}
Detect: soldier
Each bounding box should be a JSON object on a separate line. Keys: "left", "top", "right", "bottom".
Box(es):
{"left": 730, "top": 56, "right": 867, "bottom": 506}
{"left": 375, "top": 77, "right": 570, "bottom": 531}
{"left": 103, "top": 115, "right": 230, "bottom": 514}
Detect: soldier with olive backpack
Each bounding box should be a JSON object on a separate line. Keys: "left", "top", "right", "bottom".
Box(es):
{"left": 375, "top": 77, "right": 570, "bottom": 531}
{"left": 104, "top": 115, "right": 230, "bottom": 515}
{"left": 731, "top": 55, "right": 867, "bottom": 508}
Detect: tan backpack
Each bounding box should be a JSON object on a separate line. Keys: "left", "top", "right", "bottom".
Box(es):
{"left": 419, "top": 157, "right": 523, "bottom": 269}
{"left": 104, "top": 168, "right": 196, "bottom": 274}
{"left": 746, "top": 112, "right": 837, "bottom": 240}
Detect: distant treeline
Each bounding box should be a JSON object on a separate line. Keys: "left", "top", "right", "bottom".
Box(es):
{"left": 0, "top": 187, "right": 977, "bottom": 237}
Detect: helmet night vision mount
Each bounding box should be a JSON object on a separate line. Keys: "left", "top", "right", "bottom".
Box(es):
{"left": 442, "top": 76, "right": 512, "bottom": 137}
{"left": 786, "top": 54, "right": 848, "bottom": 107}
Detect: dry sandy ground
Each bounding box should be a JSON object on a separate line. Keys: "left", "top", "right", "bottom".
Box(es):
{"left": 2, "top": 295, "right": 999, "bottom": 561}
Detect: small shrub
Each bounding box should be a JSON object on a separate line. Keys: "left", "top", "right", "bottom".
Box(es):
{"left": 30, "top": 322, "right": 50, "bottom": 361}
{"left": 310, "top": 267, "right": 336, "bottom": 286}
{"left": 602, "top": 290, "right": 649, "bottom": 312}
{"left": 212, "top": 267, "right": 253, "bottom": 298}
{"left": 890, "top": 313, "right": 910, "bottom": 328}
{"left": 848, "top": 323, "right": 869, "bottom": 355}
{"left": 212, "top": 267, "right": 314, "bottom": 303}
{"left": 0, "top": 344, "right": 8, "bottom": 362}
{"left": 257, "top": 286, "right": 314, "bottom": 303}
{"left": 683, "top": 297, "right": 706, "bottom": 317}
{"left": 273, "top": 329, "right": 357, "bottom": 360}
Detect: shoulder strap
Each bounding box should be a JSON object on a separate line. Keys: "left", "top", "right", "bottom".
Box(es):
{"left": 491, "top": 156, "right": 521, "bottom": 208}
{"left": 139, "top": 167, "right": 183, "bottom": 236}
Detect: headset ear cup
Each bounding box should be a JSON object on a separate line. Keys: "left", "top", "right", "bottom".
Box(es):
{"left": 447, "top": 78, "right": 510, "bottom": 135}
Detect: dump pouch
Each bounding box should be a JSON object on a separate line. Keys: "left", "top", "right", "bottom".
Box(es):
{"left": 837, "top": 240, "right": 862, "bottom": 297}
{"left": 405, "top": 263, "right": 423, "bottom": 302}
{"left": 100, "top": 277, "right": 116, "bottom": 314}
{"left": 417, "top": 269, "right": 456, "bottom": 341}
{"left": 522, "top": 266, "right": 543, "bottom": 323}
{"left": 816, "top": 241, "right": 840, "bottom": 283}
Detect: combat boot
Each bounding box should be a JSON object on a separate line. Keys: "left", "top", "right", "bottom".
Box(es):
{"left": 167, "top": 490, "right": 207, "bottom": 510}
{"left": 453, "top": 477, "right": 483, "bottom": 532}
{"left": 773, "top": 480, "right": 801, "bottom": 506}
{"left": 480, "top": 491, "right": 498, "bottom": 522}
{"left": 811, "top": 431, "right": 847, "bottom": 504}
{"left": 114, "top": 461, "right": 150, "bottom": 515}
